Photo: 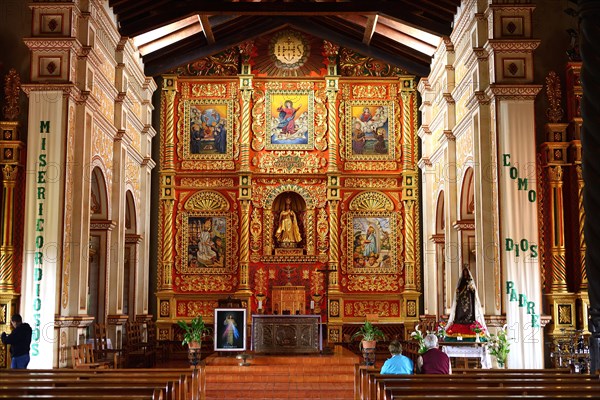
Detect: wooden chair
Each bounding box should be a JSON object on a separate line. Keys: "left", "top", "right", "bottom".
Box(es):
{"left": 93, "top": 323, "right": 121, "bottom": 368}
{"left": 71, "top": 344, "right": 110, "bottom": 369}
{"left": 125, "top": 321, "right": 156, "bottom": 368}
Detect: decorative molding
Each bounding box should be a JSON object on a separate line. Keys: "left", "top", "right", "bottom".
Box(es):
{"left": 184, "top": 191, "right": 230, "bottom": 212}
{"left": 453, "top": 219, "right": 475, "bottom": 231}
{"left": 545, "top": 71, "right": 564, "bottom": 123}
{"left": 349, "top": 191, "right": 394, "bottom": 212}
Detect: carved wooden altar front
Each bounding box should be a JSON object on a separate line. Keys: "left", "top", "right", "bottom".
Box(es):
{"left": 155, "top": 29, "right": 421, "bottom": 344}
{"left": 252, "top": 315, "right": 321, "bottom": 354}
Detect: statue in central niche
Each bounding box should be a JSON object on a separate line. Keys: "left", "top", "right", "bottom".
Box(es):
{"left": 276, "top": 197, "right": 302, "bottom": 247}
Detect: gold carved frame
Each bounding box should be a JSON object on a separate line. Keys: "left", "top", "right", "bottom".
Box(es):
{"left": 183, "top": 98, "right": 234, "bottom": 160}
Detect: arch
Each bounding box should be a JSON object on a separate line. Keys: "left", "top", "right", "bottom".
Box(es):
{"left": 436, "top": 190, "right": 445, "bottom": 234}
{"left": 125, "top": 190, "right": 137, "bottom": 234}
{"left": 265, "top": 184, "right": 316, "bottom": 210}
{"left": 349, "top": 191, "right": 394, "bottom": 212}
{"left": 184, "top": 190, "right": 230, "bottom": 211}
{"left": 460, "top": 166, "right": 475, "bottom": 219}
{"left": 90, "top": 166, "right": 109, "bottom": 220}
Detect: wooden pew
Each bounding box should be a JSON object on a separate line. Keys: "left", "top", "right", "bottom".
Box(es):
{"left": 355, "top": 363, "right": 593, "bottom": 400}
{"left": 376, "top": 376, "right": 600, "bottom": 399}
{"left": 383, "top": 385, "right": 600, "bottom": 400}
{"left": 0, "top": 385, "right": 166, "bottom": 400}
{"left": 0, "top": 367, "right": 204, "bottom": 400}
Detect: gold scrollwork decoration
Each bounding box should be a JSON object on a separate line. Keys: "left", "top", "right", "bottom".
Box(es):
{"left": 184, "top": 191, "right": 230, "bottom": 211}
{"left": 314, "top": 87, "right": 328, "bottom": 151}
{"left": 251, "top": 88, "right": 266, "bottom": 151}
{"left": 316, "top": 208, "right": 329, "bottom": 259}
{"left": 349, "top": 191, "right": 394, "bottom": 211}
{"left": 250, "top": 208, "right": 262, "bottom": 263}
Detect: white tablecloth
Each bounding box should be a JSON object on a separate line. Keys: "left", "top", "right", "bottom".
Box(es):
{"left": 442, "top": 344, "right": 491, "bottom": 369}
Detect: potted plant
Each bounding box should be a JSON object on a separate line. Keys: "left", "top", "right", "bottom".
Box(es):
{"left": 351, "top": 321, "right": 386, "bottom": 352}
{"left": 177, "top": 315, "right": 210, "bottom": 366}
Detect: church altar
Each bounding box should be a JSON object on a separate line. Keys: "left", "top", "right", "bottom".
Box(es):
{"left": 251, "top": 315, "right": 322, "bottom": 354}
{"left": 441, "top": 341, "right": 491, "bottom": 369}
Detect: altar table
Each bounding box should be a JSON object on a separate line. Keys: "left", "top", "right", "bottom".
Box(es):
{"left": 441, "top": 341, "right": 491, "bottom": 369}
{"left": 251, "top": 315, "right": 322, "bottom": 354}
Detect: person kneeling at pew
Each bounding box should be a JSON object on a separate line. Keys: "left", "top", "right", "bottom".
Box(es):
{"left": 417, "top": 334, "right": 451, "bottom": 374}
{"left": 380, "top": 340, "right": 414, "bottom": 374}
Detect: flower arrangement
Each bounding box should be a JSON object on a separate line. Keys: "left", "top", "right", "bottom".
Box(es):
{"left": 436, "top": 321, "right": 447, "bottom": 339}
{"left": 470, "top": 321, "right": 486, "bottom": 335}
{"left": 486, "top": 325, "right": 510, "bottom": 367}
{"left": 410, "top": 325, "right": 428, "bottom": 354}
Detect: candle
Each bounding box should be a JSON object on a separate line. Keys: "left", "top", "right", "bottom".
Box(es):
{"left": 258, "top": 301, "right": 263, "bottom": 309}
{"left": 310, "top": 300, "right": 315, "bottom": 309}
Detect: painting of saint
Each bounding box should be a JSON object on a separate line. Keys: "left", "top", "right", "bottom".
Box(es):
{"left": 186, "top": 101, "right": 231, "bottom": 159}
{"left": 352, "top": 217, "right": 392, "bottom": 270}
{"left": 266, "top": 91, "right": 314, "bottom": 149}
{"left": 187, "top": 216, "right": 227, "bottom": 268}
{"left": 347, "top": 103, "right": 394, "bottom": 159}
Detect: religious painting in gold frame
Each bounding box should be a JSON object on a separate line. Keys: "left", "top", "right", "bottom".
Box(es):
{"left": 345, "top": 100, "right": 396, "bottom": 161}
{"left": 347, "top": 211, "right": 399, "bottom": 275}
{"left": 179, "top": 211, "right": 235, "bottom": 275}
{"left": 265, "top": 89, "right": 314, "bottom": 150}
{"left": 183, "top": 99, "right": 234, "bottom": 160}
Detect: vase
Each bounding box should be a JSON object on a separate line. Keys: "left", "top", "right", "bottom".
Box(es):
{"left": 475, "top": 333, "right": 480, "bottom": 343}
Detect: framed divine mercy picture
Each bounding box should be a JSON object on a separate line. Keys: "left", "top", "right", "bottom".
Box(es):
{"left": 214, "top": 308, "right": 247, "bottom": 351}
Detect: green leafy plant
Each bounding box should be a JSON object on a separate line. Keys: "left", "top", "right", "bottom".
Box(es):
{"left": 351, "top": 321, "right": 386, "bottom": 342}
{"left": 177, "top": 315, "right": 210, "bottom": 347}
{"left": 486, "top": 324, "right": 510, "bottom": 367}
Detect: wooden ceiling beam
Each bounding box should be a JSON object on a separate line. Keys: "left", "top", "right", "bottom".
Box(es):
{"left": 199, "top": 15, "right": 215, "bottom": 45}
{"left": 286, "top": 18, "right": 430, "bottom": 76}
{"left": 117, "top": 0, "right": 455, "bottom": 38}
{"left": 144, "top": 18, "right": 285, "bottom": 76}
{"left": 362, "top": 15, "right": 378, "bottom": 45}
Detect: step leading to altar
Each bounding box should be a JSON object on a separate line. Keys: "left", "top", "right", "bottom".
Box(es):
{"left": 203, "top": 345, "right": 358, "bottom": 399}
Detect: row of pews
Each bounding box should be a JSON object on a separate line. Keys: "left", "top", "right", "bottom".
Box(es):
{"left": 0, "top": 367, "right": 205, "bottom": 400}
{"left": 355, "top": 365, "right": 600, "bottom": 400}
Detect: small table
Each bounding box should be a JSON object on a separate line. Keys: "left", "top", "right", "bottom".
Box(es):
{"left": 441, "top": 341, "right": 491, "bottom": 369}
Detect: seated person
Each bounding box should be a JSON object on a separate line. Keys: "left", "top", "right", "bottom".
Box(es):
{"left": 380, "top": 340, "right": 414, "bottom": 374}
{"left": 417, "top": 334, "right": 451, "bottom": 374}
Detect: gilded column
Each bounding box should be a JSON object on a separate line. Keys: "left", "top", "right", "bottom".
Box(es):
{"left": 579, "top": 0, "right": 600, "bottom": 371}
{"left": 237, "top": 199, "right": 252, "bottom": 294}
{"left": 327, "top": 199, "right": 340, "bottom": 292}
{"left": 541, "top": 71, "right": 574, "bottom": 337}
{"left": 0, "top": 69, "right": 24, "bottom": 368}
{"left": 0, "top": 70, "right": 23, "bottom": 294}
{"left": 159, "top": 75, "right": 178, "bottom": 291}
{"left": 400, "top": 76, "right": 420, "bottom": 321}
{"left": 576, "top": 165, "right": 587, "bottom": 291}
{"left": 547, "top": 165, "right": 568, "bottom": 293}
{"left": 237, "top": 61, "right": 254, "bottom": 295}
{"left": 323, "top": 41, "right": 340, "bottom": 174}
{"left": 0, "top": 164, "right": 18, "bottom": 291}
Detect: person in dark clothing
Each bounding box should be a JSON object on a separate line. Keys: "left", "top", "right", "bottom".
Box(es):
{"left": 1, "top": 314, "right": 32, "bottom": 369}
{"left": 417, "top": 334, "right": 451, "bottom": 374}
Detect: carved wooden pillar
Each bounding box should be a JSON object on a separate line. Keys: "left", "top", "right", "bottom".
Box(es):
{"left": 237, "top": 63, "right": 253, "bottom": 296}
{"left": 0, "top": 69, "right": 24, "bottom": 369}
{"left": 159, "top": 75, "right": 177, "bottom": 292}
{"left": 400, "top": 76, "right": 420, "bottom": 322}
{"left": 579, "top": 0, "right": 600, "bottom": 372}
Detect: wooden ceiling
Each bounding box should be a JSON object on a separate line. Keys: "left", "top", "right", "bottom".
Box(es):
{"left": 108, "top": 0, "right": 460, "bottom": 77}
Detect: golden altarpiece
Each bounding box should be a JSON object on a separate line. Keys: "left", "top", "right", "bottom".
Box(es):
{"left": 155, "top": 30, "right": 421, "bottom": 343}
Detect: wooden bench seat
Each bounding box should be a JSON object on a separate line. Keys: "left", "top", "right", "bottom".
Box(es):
{"left": 355, "top": 363, "right": 598, "bottom": 400}
{"left": 0, "top": 368, "right": 204, "bottom": 400}
{"left": 0, "top": 386, "right": 165, "bottom": 400}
